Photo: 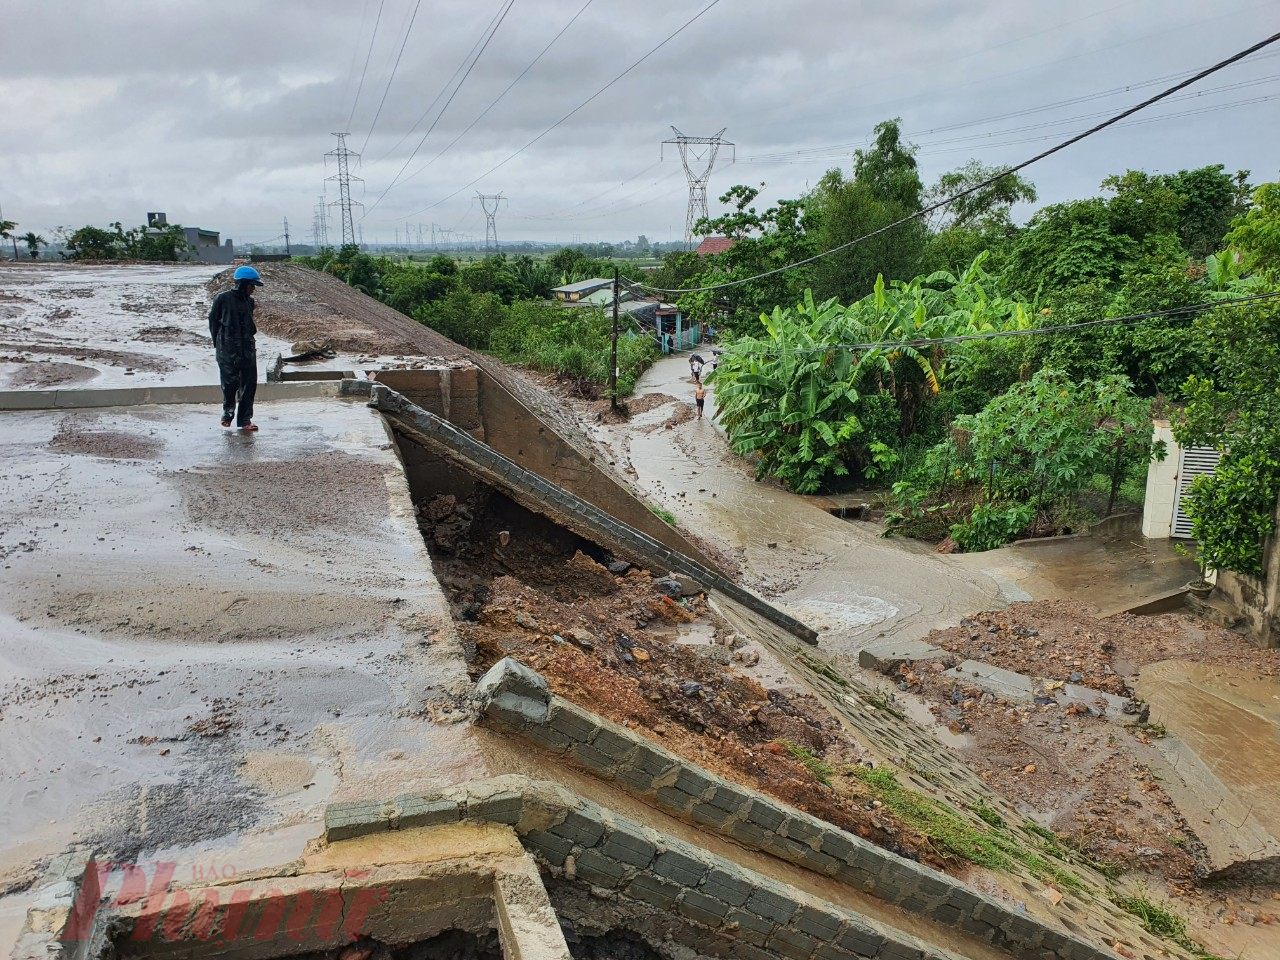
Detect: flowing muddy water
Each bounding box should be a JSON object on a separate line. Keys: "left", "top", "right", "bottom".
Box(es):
{"left": 1139, "top": 660, "right": 1280, "bottom": 839}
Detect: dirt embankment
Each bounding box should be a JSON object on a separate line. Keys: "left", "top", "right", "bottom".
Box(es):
{"left": 208, "top": 264, "right": 466, "bottom": 358}
{"left": 417, "top": 486, "right": 951, "bottom": 868}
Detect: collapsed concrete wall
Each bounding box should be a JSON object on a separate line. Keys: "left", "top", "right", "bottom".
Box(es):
{"left": 368, "top": 384, "right": 817, "bottom": 644}
{"left": 325, "top": 775, "right": 979, "bottom": 960}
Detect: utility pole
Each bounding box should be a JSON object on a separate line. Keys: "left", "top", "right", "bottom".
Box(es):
{"left": 610, "top": 267, "right": 620, "bottom": 413}
{"left": 663, "top": 127, "right": 734, "bottom": 249}
{"left": 283, "top": 217, "right": 290, "bottom": 257}
{"left": 476, "top": 192, "right": 506, "bottom": 252}
{"left": 325, "top": 132, "right": 363, "bottom": 247}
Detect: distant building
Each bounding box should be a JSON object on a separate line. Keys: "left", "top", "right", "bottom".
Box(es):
{"left": 147, "top": 212, "right": 236, "bottom": 264}
{"left": 695, "top": 236, "right": 735, "bottom": 257}
{"left": 551, "top": 278, "right": 614, "bottom": 302}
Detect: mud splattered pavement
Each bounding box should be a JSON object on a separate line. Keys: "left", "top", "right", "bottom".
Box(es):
{"left": 0, "top": 398, "right": 486, "bottom": 948}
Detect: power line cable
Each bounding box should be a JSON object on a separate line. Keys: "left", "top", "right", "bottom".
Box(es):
{"left": 370, "top": 0, "right": 514, "bottom": 165}
{"left": 364, "top": 0, "right": 518, "bottom": 217}
{"left": 743, "top": 61, "right": 1280, "bottom": 164}
{"left": 345, "top": 0, "right": 386, "bottom": 132}
{"left": 392, "top": 0, "right": 724, "bottom": 222}
{"left": 390, "top": 0, "right": 598, "bottom": 195}
{"left": 359, "top": 0, "right": 425, "bottom": 156}
{"left": 912, "top": 92, "right": 1279, "bottom": 158}
{"left": 629, "top": 29, "right": 1280, "bottom": 296}
{"left": 706, "top": 291, "right": 1280, "bottom": 359}
{"left": 522, "top": 158, "right": 664, "bottom": 219}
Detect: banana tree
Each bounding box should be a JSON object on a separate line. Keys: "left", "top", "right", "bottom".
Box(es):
{"left": 714, "top": 254, "right": 1032, "bottom": 492}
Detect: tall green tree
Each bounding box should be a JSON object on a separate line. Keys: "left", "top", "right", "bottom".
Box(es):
{"left": 679, "top": 184, "right": 815, "bottom": 333}
{"left": 807, "top": 119, "right": 929, "bottom": 304}
{"left": 1175, "top": 301, "right": 1280, "bottom": 576}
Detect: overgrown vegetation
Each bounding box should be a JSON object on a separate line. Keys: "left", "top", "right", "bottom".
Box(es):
{"left": 839, "top": 763, "right": 1082, "bottom": 890}
{"left": 887, "top": 369, "right": 1163, "bottom": 549}
{"left": 59, "top": 222, "right": 193, "bottom": 261}
{"left": 294, "top": 245, "right": 656, "bottom": 397}
{"left": 673, "top": 120, "right": 1275, "bottom": 559}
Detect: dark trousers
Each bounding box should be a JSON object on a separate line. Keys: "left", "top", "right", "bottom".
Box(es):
{"left": 218, "top": 351, "right": 257, "bottom": 426}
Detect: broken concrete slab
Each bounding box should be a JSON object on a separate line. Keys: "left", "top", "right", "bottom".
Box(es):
{"left": 944, "top": 661, "right": 1147, "bottom": 724}
{"left": 858, "top": 638, "right": 957, "bottom": 674}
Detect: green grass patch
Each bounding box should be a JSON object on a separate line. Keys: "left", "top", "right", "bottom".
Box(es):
{"left": 647, "top": 504, "right": 676, "bottom": 526}
{"left": 841, "top": 766, "right": 1082, "bottom": 891}
{"left": 795, "top": 651, "right": 850, "bottom": 688}
{"left": 777, "top": 740, "right": 834, "bottom": 786}
{"left": 970, "top": 798, "right": 1005, "bottom": 828}
{"left": 1111, "top": 891, "right": 1225, "bottom": 959}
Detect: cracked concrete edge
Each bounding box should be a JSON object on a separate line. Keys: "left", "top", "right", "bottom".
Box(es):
{"left": 860, "top": 640, "right": 1149, "bottom": 726}
{"left": 368, "top": 383, "right": 818, "bottom": 645}
{"left": 494, "top": 858, "right": 574, "bottom": 960}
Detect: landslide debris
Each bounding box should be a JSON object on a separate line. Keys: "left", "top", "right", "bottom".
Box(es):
{"left": 415, "top": 486, "right": 944, "bottom": 867}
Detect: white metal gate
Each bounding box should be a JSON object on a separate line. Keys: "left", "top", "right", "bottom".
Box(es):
{"left": 1172, "top": 445, "right": 1222, "bottom": 538}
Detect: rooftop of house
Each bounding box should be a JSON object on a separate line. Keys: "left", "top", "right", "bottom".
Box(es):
{"left": 695, "top": 236, "right": 735, "bottom": 257}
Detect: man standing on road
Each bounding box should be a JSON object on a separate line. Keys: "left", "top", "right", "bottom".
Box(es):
{"left": 694, "top": 381, "right": 706, "bottom": 419}
{"left": 209, "top": 266, "right": 263, "bottom": 431}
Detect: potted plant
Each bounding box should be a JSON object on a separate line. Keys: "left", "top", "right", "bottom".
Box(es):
{"left": 1176, "top": 543, "right": 1214, "bottom": 599}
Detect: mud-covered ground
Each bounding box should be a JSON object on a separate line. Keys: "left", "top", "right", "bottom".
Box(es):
{"left": 901, "top": 600, "right": 1280, "bottom": 947}
{"left": 417, "top": 485, "right": 962, "bottom": 868}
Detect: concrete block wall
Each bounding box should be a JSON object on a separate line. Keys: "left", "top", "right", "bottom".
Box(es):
{"left": 469, "top": 658, "right": 1117, "bottom": 960}
{"left": 324, "top": 775, "right": 974, "bottom": 960}
{"left": 368, "top": 384, "right": 817, "bottom": 644}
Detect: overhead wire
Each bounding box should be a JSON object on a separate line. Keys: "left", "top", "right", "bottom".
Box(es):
{"left": 359, "top": 0, "right": 425, "bottom": 155}
{"left": 391, "top": 0, "right": 724, "bottom": 222}
{"left": 742, "top": 60, "right": 1280, "bottom": 164}
{"left": 364, "top": 0, "right": 519, "bottom": 217}
{"left": 387, "top": 0, "right": 599, "bottom": 198}
{"left": 521, "top": 158, "right": 665, "bottom": 220}
{"left": 628, "top": 28, "right": 1280, "bottom": 296}
{"left": 344, "top": 0, "right": 386, "bottom": 132}
{"left": 699, "top": 291, "right": 1280, "bottom": 359}
{"left": 369, "top": 0, "right": 515, "bottom": 166}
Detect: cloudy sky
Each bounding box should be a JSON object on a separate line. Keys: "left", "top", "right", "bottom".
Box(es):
{"left": 3, "top": 0, "right": 1277, "bottom": 248}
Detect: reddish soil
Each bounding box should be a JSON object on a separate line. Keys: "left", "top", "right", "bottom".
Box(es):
{"left": 902, "top": 600, "right": 1280, "bottom": 883}
{"left": 419, "top": 487, "right": 945, "bottom": 868}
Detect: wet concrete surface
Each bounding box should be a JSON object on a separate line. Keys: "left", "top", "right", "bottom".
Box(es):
{"left": 1136, "top": 660, "right": 1280, "bottom": 869}
{"left": 0, "top": 262, "right": 433, "bottom": 394}
{"left": 955, "top": 531, "right": 1197, "bottom": 612}
{"left": 0, "top": 397, "right": 485, "bottom": 952}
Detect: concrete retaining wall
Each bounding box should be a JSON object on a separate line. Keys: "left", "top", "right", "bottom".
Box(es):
{"left": 472, "top": 368, "right": 718, "bottom": 569}
{"left": 463, "top": 658, "right": 1116, "bottom": 960}
{"left": 325, "top": 775, "right": 978, "bottom": 960}
{"left": 368, "top": 384, "right": 817, "bottom": 644}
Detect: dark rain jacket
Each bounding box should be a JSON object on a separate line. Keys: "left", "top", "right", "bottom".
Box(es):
{"left": 208, "top": 288, "right": 257, "bottom": 366}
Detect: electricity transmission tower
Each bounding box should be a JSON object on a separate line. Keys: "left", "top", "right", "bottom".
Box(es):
{"left": 662, "top": 127, "right": 734, "bottom": 249}
{"left": 325, "top": 133, "right": 363, "bottom": 247}
{"left": 312, "top": 196, "right": 329, "bottom": 247}
{"left": 476, "top": 192, "right": 506, "bottom": 252}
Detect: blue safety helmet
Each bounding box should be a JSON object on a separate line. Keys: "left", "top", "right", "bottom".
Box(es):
{"left": 233, "top": 266, "right": 264, "bottom": 286}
